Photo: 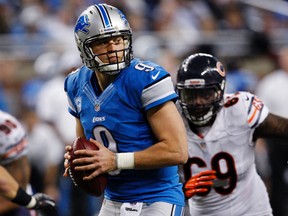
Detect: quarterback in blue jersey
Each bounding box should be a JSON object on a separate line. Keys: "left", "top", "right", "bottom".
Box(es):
{"left": 63, "top": 3, "right": 188, "bottom": 216}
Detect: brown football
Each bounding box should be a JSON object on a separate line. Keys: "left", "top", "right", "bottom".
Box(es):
{"left": 68, "top": 137, "right": 107, "bottom": 196}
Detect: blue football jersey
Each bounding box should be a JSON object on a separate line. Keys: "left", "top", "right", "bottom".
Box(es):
{"left": 64, "top": 58, "right": 184, "bottom": 205}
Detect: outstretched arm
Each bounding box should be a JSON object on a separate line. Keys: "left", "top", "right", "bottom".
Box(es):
{"left": 0, "top": 165, "right": 57, "bottom": 215}
{"left": 0, "top": 165, "right": 18, "bottom": 200}
{"left": 254, "top": 113, "right": 288, "bottom": 140}
{"left": 0, "top": 156, "right": 30, "bottom": 213}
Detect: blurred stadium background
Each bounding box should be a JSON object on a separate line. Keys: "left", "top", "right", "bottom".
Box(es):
{"left": 1, "top": 0, "right": 288, "bottom": 114}
{"left": 1, "top": 0, "right": 288, "bottom": 215}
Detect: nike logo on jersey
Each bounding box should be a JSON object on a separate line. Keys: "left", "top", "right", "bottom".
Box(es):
{"left": 152, "top": 71, "right": 160, "bottom": 80}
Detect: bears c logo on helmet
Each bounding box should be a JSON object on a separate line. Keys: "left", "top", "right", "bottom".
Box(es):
{"left": 216, "top": 62, "right": 225, "bottom": 77}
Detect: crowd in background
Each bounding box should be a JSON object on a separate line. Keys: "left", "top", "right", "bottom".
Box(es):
{"left": 0, "top": 0, "right": 288, "bottom": 216}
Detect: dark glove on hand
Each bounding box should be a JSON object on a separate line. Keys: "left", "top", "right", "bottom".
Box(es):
{"left": 184, "top": 170, "right": 216, "bottom": 199}
{"left": 33, "top": 193, "right": 58, "bottom": 216}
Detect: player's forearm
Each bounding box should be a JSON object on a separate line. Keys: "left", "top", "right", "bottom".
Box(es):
{"left": 5, "top": 156, "right": 31, "bottom": 190}
{"left": 255, "top": 113, "right": 288, "bottom": 139}
{"left": 0, "top": 176, "right": 20, "bottom": 214}
{"left": 0, "top": 167, "right": 35, "bottom": 212}
{"left": 11, "top": 187, "right": 37, "bottom": 208}
{"left": 115, "top": 140, "right": 187, "bottom": 170}
{"left": 0, "top": 165, "right": 18, "bottom": 200}
{"left": 133, "top": 141, "right": 188, "bottom": 169}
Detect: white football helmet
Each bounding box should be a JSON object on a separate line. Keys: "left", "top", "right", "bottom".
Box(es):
{"left": 74, "top": 4, "right": 133, "bottom": 75}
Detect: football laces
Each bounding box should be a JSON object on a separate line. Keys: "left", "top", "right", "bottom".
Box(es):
{"left": 68, "top": 167, "right": 78, "bottom": 186}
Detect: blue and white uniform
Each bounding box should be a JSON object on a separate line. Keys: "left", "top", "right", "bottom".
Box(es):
{"left": 65, "top": 58, "right": 184, "bottom": 206}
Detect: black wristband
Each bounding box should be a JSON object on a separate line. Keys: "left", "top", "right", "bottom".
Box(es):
{"left": 11, "top": 187, "right": 32, "bottom": 206}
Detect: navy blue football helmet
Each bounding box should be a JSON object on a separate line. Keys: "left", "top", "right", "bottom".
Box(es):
{"left": 176, "top": 53, "right": 226, "bottom": 126}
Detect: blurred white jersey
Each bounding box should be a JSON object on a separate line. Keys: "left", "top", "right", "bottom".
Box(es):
{"left": 0, "top": 110, "right": 28, "bottom": 165}
{"left": 182, "top": 91, "right": 273, "bottom": 216}
{"left": 36, "top": 75, "right": 75, "bottom": 144}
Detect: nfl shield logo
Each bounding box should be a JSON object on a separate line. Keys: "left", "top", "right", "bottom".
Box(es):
{"left": 75, "top": 97, "right": 82, "bottom": 112}
{"left": 95, "top": 103, "right": 100, "bottom": 112}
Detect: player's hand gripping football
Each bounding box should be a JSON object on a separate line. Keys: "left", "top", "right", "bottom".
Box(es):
{"left": 184, "top": 170, "right": 216, "bottom": 199}
{"left": 63, "top": 137, "right": 116, "bottom": 180}
{"left": 31, "top": 193, "right": 58, "bottom": 216}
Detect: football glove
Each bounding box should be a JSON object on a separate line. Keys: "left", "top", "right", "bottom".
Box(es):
{"left": 184, "top": 170, "right": 216, "bottom": 199}
{"left": 32, "top": 193, "right": 58, "bottom": 216}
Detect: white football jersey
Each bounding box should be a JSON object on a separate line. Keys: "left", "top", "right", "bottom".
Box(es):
{"left": 0, "top": 110, "right": 28, "bottom": 165}
{"left": 183, "top": 91, "right": 273, "bottom": 216}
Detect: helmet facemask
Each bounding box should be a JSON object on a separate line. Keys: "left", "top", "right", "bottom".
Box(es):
{"left": 83, "top": 34, "right": 133, "bottom": 75}
{"left": 178, "top": 85, "right": 224, "bottom": 126}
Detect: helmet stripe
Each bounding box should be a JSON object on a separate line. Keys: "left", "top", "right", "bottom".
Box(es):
{"left": 96, "top": 4, "right": 112, "bottom": 28}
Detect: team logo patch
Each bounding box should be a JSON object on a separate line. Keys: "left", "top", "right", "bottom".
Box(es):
{"left": 75, "top": 15, "right": 90, "bottom": 34}
{"left": 216, "top": 62, "right": 225, "bottom": 77}
{"left": 95, "top": 103, "right": 100, "bottom": 112}
{"left": 75, "top": 97, "right": 82, "bottom": 112}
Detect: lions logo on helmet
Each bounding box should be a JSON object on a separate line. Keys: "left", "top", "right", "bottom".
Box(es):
{"left": 75, "top": 14, "right": 90, "bottom": 34}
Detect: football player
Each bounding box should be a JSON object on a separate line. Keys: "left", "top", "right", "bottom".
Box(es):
{"left": 63, "top": 3, "right": 188, "bottom": 216}
{"left": 0, "top": 110, "right": 57, "bottom": 216}
{"left": 177, "top": 53, "right": 288, "bottom": 216}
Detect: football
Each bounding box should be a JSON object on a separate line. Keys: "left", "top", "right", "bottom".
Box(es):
{"left": 68, "top": 137, "right": 107, "bottom": 196}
